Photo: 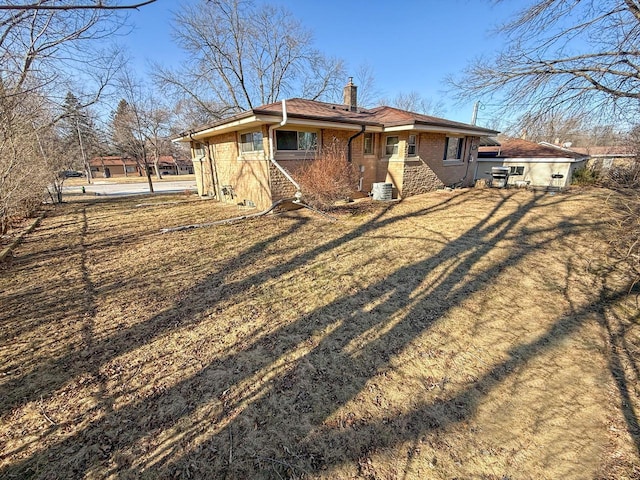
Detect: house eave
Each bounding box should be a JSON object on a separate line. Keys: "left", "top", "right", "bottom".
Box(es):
{"left": 383, "top": 123, "right": 498, "bottom": 136}
{"left": 172, "top": 113, "right": 283, "bottom": 142}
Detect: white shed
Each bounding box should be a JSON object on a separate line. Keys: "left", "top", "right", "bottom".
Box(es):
{"left": 477, "top": 138, "right": 588, "bottom": 190}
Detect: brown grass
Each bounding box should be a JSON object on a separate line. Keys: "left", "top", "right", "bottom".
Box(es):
{"left": 1, "top": 188, "right": 638, "bottom": 479}
{"left": 64, "top": 174, "right": 196, "bottom": 186}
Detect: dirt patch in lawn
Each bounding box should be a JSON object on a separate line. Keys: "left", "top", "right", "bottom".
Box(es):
{"left": 0, "top": 188, "right": 638, "bottom": 479}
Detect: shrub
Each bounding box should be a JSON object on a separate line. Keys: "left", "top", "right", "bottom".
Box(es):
{"left": 572, "top": 166, "right": 600, "bottom": 185}
{"left": 296, "top": 142, "right": 359, "bottom": 210}
{"left": 605, "top": 162, "right": 640, "bottom": 188}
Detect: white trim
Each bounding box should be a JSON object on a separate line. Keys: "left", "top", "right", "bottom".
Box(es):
{"left": 384, "top": 124, "right": 490, "bottom": 136}
{"left": 174, "top": 115, "right": 281, "bottom": 142}
{"left": 476, "top": 157, "right": 587, "bottom": 163}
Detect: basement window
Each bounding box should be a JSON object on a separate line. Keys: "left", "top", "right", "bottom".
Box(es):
{"left": 276, "top": 130, "right": 318, "bottom": 151}
{"left": 240, "top": 131, "right": 264, "bottom": 152}
{"left": 509, "top": 166, "right": 525, "bottom": 175}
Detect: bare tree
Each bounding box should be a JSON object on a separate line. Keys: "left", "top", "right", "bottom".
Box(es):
{"left": 156, "top": 0, "right": 345, "bottom": 121}
{"left": 353, "top": 63, "right": 381, "bottom": 108}
{"left": 112, "top": 73, "right": 176, "bottom": 189}
{"left": 0, "top": 2, "right": 128, "bottom": 231}
{"left": 0, "top": 1, "right": 157, "bottom": 11}
{"left": 379, "top": 91, "right": 446, "bottom": 116}
{"left": 449, "top": 0, "right": 640, "bottom": 123}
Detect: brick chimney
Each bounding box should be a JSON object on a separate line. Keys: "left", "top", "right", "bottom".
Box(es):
{"left": 343, "top": 77, "right": 357, "bottom": 112}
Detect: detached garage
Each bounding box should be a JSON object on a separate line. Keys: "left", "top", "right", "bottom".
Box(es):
{"left": 476, "top": 138, "right": 588, "bottom": 190}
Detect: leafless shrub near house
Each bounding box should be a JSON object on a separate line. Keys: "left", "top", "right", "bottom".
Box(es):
{"left": 605, "top": 191, "right": 640, "bottom": 292}
{"left": 296, "top": 142, "right": 359, "bottom": 210}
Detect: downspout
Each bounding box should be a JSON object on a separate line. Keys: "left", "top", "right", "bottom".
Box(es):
{"left": 347, "top": 125, "right": 366, "bottom": 163}
{"left": 205, "top": 139, "right": 220, "bottom": 200}
{"left": 189, "top": 132, "right": 207, "bottom": 197}
{"left": 268, "top": 99, "right": 302, "bottom": 199}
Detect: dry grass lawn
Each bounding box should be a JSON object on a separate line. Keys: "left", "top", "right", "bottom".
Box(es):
{"left": 0, "top": 188, "right": 638, "bottom": 479}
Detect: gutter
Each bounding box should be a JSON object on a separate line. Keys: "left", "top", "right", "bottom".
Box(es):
{"left": 268, "top": 99, "right": 302, "bottom": 196}
{"left": 347, "top": 125, "right": 366, "bottom": 163}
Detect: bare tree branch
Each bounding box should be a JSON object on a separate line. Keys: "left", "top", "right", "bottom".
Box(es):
{"left": 156, "top": 0, "right": 345, "bottom": 125}
{"left": 0, "top": 1, "right": 157, "bottom": 11}
{"left": 450, "top": 0, "right": 640, "bottom": 124}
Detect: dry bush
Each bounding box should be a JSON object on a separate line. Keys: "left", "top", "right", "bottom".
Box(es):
{"left": 605, "top": 162, "right": 640, "bottom": 188}
{"left": 296, "top": 141, "right": 359, "bottom": 209}
{"left": 0, "top": 96, "right": 51, "bottom": 234}
{"left": 606, "top": 190, "right": 640, "bottom": 291}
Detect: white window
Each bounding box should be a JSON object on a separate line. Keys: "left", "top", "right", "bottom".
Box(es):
{"left": 276, "top": 130, "right": 318, "bottom": 151}
{"left": 240, "top": 131, "right": 264, "bottom": 152}
{"left": 509, "top": 166, "right": 524, "bottom": 175}
{"left": 444, "top": 136, "right": 464, "bottom": 160}
{"left": 408, "top": 134, "right": 417, "bottom": 156}
{"left": 363, "top": 132, "right": 374, "bottom": 155}
{"left": 385, "top": 136, "right": 399, "bottom": 156}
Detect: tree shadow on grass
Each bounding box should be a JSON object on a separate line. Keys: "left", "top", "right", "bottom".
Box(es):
{"left": 0, "top": 191, "right": 469, "bottom": 420}
{"left": 1, "top": 190, "right": 617, "bottom": 479}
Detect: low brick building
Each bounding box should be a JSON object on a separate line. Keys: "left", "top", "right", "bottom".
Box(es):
{"left": 172, "top": 80, "right": 498, "bottom": 209}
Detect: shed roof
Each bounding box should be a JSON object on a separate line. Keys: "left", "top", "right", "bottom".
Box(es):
{"left": 479, "top": 138, "right": 587, "bottom": 160}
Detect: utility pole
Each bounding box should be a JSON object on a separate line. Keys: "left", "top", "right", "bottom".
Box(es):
{"left": 471, "top": 101, "right": 480, "bottom": 125}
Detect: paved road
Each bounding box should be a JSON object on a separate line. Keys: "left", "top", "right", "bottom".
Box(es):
{"left": 63, "top": 180, "right": 197, "bottom": 196}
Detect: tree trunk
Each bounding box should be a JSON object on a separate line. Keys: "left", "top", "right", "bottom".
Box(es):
{"left": 143, "top": 155, "right": 154, "bottom": 193}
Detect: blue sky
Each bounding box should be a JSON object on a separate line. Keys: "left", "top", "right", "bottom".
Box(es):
{"left": 124, "top": 0, "right": 521, "bottom": 126}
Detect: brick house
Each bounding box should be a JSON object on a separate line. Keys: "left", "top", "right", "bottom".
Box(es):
{"left": 172, "top": 80, "right": 498, "bottom": 209}
{"left": 89, "top": 156, "right": 141, "bottom": 177}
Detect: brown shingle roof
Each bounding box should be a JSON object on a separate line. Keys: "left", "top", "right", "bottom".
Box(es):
{"left": 479, "top": 138, "right": 586, "bottom": 159}
{"left": 569, "top": 145, "right": 635, "bottom": 157}
{"left": 253, "top": 98, "right": 383, "bottom": 125}
{"left": 176, "top": 98, "right": 499, "bottom": 138}
{"left": 89, "top": 156, "right": 138, "bottom": 166}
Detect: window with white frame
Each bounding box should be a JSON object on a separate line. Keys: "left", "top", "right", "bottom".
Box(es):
{"left": 385, "top": 136, "right": 399, "bottom": 156}
{"left": 240, "top": 130, "right": 263, "bottom": 152}
{"left": 509, "top": 166, "right": 524, "bottom": 175}
{"left": 444, "top": 136, "right": 464, "bottom": 161}
{"left": 276, "top": 130, "right": 318, "bottom": 151}
{"left": 363, "top": 132, "right": 374, "bottom": 155}
{"left": 408, "top": 134, "right": 417, "bottom": 156}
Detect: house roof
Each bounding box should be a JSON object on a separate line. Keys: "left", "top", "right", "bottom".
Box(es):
{"left": 158, "top": 155, "right": 192, "bottom": 167}
{"left": 89, "top": 156, "right": 138, "bottom": 167}
{"left": 569, "top": 145, "right": 636, "bottom": 158}
{"left": 173, "top": 98, "right": 499, "bottom": 142}
{"left": 479, "top": 138, "right": 587, "bottom": 160}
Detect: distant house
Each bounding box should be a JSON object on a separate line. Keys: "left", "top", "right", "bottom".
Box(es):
{"left": 90, "top": 155, "right": 194, "bottom": 178}
{"left": 172, "top": 79, "right": 498, "bottom": 210}
{"left": 569, "top": 145, "right": 636, "bottom": 172}
{"left": 89, "top": 156, "right": 141, "bottom": 178}
{"left": 477, "top": 138, "right": 588, "bottom": 190}
{"left": 152, "top": 156, "right": 195, "bottom": 176}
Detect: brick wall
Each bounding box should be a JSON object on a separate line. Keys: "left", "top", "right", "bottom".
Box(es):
{"left": 269, "top": 163, "right": 299, "bottom": 201}
{"left": 401, "top": 160, "right": 445, "bottom": 196}
{"left": 416, "top": 133, "right": 477, "bottom": 188}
